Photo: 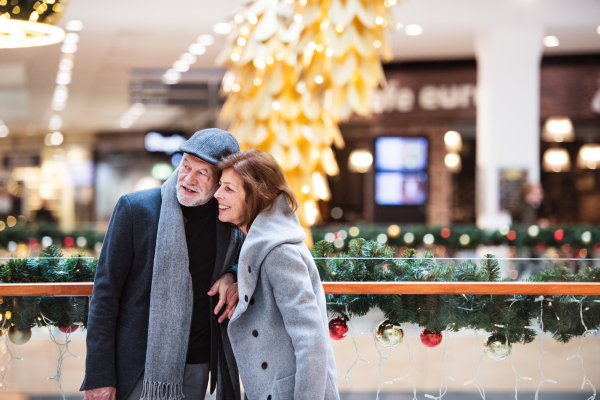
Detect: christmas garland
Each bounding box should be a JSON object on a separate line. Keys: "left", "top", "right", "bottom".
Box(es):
{"left": 312, "top": 223, "right": 600, "bottom": 252}
{"left": 0, "top": 245, "right": 96, "bottom": 343}
{"left": 312, "top": 239, "right": 600, "bottom": 349}
{"left": 1, "top": 241, "right": 599, "bottom": 350}
{"left": 0, "top": 221, "right": 105, "bottom": 252}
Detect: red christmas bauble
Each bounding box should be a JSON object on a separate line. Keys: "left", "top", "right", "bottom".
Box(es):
{"left": 58, "top": 325, "right": 79, "bottom": 334}
{"left": 329, "top": 317, "right": 348, "bottom": 340}
{"left": 420, "top": 328, "right": 443, "bottom": 347}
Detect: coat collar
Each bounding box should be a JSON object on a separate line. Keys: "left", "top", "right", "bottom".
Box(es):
{"left": 230, "top": 194, "right": 305, "bottom": 322}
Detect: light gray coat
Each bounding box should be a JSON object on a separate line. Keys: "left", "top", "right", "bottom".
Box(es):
{"left": 228, "top": 195, "right": 340, "bottom": 400}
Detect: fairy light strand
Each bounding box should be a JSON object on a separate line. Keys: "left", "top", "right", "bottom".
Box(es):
{"left": 41, "top": 315, "right": 80, "bottom": 400}
{"left": 463, "top": 330, "right": 486, "bottom": 399}
{"left": 363, "top": 324, "right": 394, "bottom": 399}
{"left": 0, "top": 318, "right": 22, "bottom": 389}
{"left": 535, "top": 299, "right": 557, "bottom": 400}
{"left": 335, "top": 304, "right": 368, "bottom": 387}
{"left": 425, "top": 331, "right": 454, "bottom": 400}
{"left": 566, "top": 300, "right": 596, "bottom": 400}
{"left": 393, "top": 327, "right": 418, "bottom": 400}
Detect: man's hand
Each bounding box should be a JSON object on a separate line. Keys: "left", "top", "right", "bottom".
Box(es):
{"left": 208, "top": 273, "right": 239, "bottom": 323}
{"left": 84, "top": 387, "right": 116, "bottom": 400}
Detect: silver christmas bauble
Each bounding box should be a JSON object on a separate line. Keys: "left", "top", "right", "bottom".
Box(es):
{"left": 8, "top": 326, "right": 32, "bottom": 345}
{"left": 376, "top": 320, "right": 404, "bottom": 348}
{"left": 483, "top": 334, "right": 511, "bottom": 361}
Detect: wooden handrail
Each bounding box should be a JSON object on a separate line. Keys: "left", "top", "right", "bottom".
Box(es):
{"left": 0, "top": 281, "right": 599, "bottom": 296}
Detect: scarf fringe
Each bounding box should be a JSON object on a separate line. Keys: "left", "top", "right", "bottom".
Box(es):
{"left": 140, "top": 380, "right": 185, "bottom": 400}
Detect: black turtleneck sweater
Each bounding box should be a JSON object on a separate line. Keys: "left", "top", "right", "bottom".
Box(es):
{"left": 182, "top": 197, "right": 217, "bottom": 364}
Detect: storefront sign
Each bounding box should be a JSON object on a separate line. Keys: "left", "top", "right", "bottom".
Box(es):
{"left": 372, "top": 80, "right": 477, "bottom": 114}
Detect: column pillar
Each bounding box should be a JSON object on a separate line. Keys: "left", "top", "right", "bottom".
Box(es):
{"left": 475, "top": 25, "right": 544, "bottom": 229}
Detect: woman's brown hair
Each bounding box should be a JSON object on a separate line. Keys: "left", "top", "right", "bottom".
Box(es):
{"left": 217, "top": 149, "right": 299, "bottom": 229}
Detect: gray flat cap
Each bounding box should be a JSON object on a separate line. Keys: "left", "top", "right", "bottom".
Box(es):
{"left": 179, "top": 128, "right": 240, "bottom": 165}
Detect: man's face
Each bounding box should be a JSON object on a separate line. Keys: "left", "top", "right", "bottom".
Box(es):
{"left": 176, "top": 153, "right": 219, "bottom": 207}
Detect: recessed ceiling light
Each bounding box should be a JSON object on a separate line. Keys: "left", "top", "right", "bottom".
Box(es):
{"left": 597, "top": 25, "right": 600, "bottom": 35}
{"left": 405, "top": 24, "right": 423, "bottom": 36}
{"left": 213, "top": 23, "right": 232, "bottom": 35}
{"left": 197, "top": 34, "right": 215, "bottom": 46}
{"left": 65, "top": 20, "right": 83, "bottom": 32}
{"left": 189, "top": 43, "right": 206, "bottom": 55}
{"left": 543, "top": 36, "right": 559, "bottom": 47}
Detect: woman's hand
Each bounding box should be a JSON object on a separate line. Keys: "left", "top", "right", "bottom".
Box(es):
{"left": 208, "top": 272, "right": 239, "bottom": 323}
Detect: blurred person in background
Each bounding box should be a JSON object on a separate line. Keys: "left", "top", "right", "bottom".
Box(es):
{"left": 34, "top": 200, "right": 58, "bottom": 224}
{"left": 82, "top": 129, "right": 243, "bottom": 400}
{"left": 214, "top": 150, "right": 340, "bottom": 400}
{"left": 510, "top": 182, "right": 544, "bottom": 225}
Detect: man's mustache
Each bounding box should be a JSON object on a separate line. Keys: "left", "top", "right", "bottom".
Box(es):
{"left": 177, "top": 181, "right": 203, "bottom": 193}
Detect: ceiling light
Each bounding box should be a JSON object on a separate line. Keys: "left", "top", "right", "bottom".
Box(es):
{"left": 65, "top": 20, "right": 83, "bottom": 31}
{"left": 234, "top": 14, "right": 243, "bottom": 24}
{"left": 543, "top": 148, "right": 571, "bottom": 172}
{"left": 50, "top": 131, "right": 64, "bottom": 146}
{"left": 0, "top": 124, "right": 9, "bottom": 138}
{"left": 542, "top": 116, "right": 574, "bottom": 142}
{"left": 237, "top": 37, "right": 246, "bottom": 46}
{"left": 197, "top": 34, "right": 215, "bottom": 45}
{"left": 188, "top": 43, "right": 206, "bottom": 55}
{"left": 597, "top": 26, "right": 600, "bottom": 35}
{"left": 49, "top": 115, "right": 62, "bottom": 130}
{"left": 348, "top": 149, "right": 373, "bottom": 173}
{"left": 312, "top": 172, "right": 330, "bottom": 200}
{"left": 131, "top": 103, "right": 146, "bottom": 116}
{"left": 0, "top": 20, "right": 65, "bottom": 49}
{"left": 445, "top": 153, "right": 462, "bottom": 173}
{"left": 56, "top": 71, "right": 71, "bottom": 85}
{"left": 314, "top": 75, "right": 323, "bottom": 84}
{"left": 163, "top": 69, "right": 181, "bottom": 84}
{"left": 58, "top": 58, "right": 74, "bottom": 71}
{"left": 405, "top": 24, "right": 423, "bottom": 36}
{"left": 577, "top": 144, "right": 600, "bottom": 169}
{"left": 248, "top": 14, "right": 258, "bottom": 25}
{"left": 63, "top": 32, "right": 79, "bottom": 44}
{"left": 444, "top": 131, "right": 463, "bottom": 152}
{"left": 53, "top": 87, "right": 68, "bottom": 102}
{"left": 51, "top": 100, "right": 66, "bottom": 111}
{"left": 173, "top": 60, "right": 190, "bottom": 72}
{"left": 396, "top": 23, "right": 404, "bottom": 30}
{"left": 294, "top": 14, "right": 302, "bottom": 23}
{"left": 60, "top": 42, "right": 77, "bottom": 53}
{"left": 543, "top": 36, "right": 559, "bottom": 47}
{"left": 213, "top": 23, "right": 232, "bottom": 35}
{"left": 180, "top": 53, "right": 197, "bottom": 64}
{"left": 240, "top": 26, "right": 249, "bottom": 35}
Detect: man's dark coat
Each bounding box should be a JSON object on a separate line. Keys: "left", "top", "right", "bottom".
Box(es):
{"left": 80, "top": 187, "right": 242, "bottom": 400}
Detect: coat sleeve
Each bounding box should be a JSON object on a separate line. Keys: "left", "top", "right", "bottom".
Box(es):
{"left": 264, "top": 245, "right": 328, "bottom": 400}
{"left": 81, "top": 195, "right": 134, "bottom": 390}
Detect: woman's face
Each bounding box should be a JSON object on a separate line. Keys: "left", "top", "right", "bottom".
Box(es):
{"left": 214, "top": 168, "right": 248, "bottom": 232}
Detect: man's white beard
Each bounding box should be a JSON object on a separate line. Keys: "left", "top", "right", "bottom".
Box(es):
{"left": 176, "top": 182, "right": 216, "bottom": 207}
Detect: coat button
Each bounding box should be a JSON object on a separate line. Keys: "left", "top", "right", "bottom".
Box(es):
{"left": 249, "top": 297, "right": 255, "bottom": 305}
{"left": 244, "top": 295, "right": 248, "bottom": 302}
{"left": 248, "top": 266, "right": 251, "bottom": 273}
{"left": 252, "top": 330, "right": 258, "bottom": 337}
{"left": 261, "top": 362, "right": 268, "bottom": 370}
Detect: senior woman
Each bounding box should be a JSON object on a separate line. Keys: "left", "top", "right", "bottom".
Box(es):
{"left": 213, "top": 149, "right": 339, "bottom": 400}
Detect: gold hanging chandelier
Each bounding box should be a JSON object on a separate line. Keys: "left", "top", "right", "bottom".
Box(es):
{"left": 218, "top": 0, "right": 396, "bottom": 229}
{"left": 0, "top": 0, "right": 67, "bottom": 49}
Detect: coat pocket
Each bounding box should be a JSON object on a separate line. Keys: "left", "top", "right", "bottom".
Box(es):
{"left": 275, "top": 374, "right": 295, "bottom": 400}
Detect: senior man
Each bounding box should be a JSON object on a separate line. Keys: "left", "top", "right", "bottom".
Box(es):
{"left": 82, "top": 129, "right": 243, "bottom": 400}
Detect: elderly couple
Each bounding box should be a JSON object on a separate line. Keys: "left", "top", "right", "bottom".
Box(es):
{"left": 81, "top": 129, "right": 340, "bottom": 400}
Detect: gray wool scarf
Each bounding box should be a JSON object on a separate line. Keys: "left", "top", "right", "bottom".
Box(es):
{"left": 141, "top": 167, "right": 193, "bottom": 400}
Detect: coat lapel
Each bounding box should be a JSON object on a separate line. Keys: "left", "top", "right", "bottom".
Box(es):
{"left": 212, "top": 218, "right": 233, "bottom": 285}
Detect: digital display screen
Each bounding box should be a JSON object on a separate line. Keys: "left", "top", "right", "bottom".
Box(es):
{"left": 375, "top": 172, "right": 428, "bottom": 205}
{"left": 375, "top": 137, "right": 428, "bottom": 171}
{"left": 375, "top": 137, "right": 428, "bottom": 205}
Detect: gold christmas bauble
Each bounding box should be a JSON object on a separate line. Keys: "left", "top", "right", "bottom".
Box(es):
{"left": 8, "top": 326, "right": 32, "bottom": 345}
{"left": 483, "top": 334, "right": 512, "bottom": 361}
{"left": 375, "top": 320, "right": 403, "bottom": 348}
